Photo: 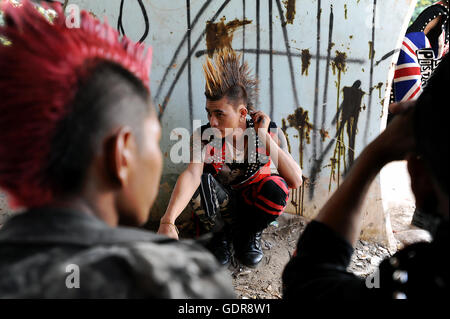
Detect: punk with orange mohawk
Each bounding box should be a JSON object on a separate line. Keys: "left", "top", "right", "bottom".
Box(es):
{"left": 0, "top": 0, "right": 234, "bottom": 298}
{"left": 203, "top": 47, "right": 257, "bottom": 112}
{"left": 159, "top": 47, "right": 303, "bottom": 268}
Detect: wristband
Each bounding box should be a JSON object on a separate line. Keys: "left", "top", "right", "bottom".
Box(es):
{"left": 160, "top": 222, "right": 179, "bottom": 235}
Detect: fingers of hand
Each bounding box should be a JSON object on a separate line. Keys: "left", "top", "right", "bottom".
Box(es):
{"left": 389, "top": 100, "right": 416, "bottom": 114}
{"left": 382, "top": 109, "right": 416, "bottom": 159}
{"left": 251, "top": 111, "right": 270, "bottom": 125}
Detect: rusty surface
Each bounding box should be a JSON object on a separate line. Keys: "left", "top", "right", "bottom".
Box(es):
{"left": 368, "top": 40, "right": 374, "bottom": 59}
{"left": 374, "top": 81, "right": 383, "bottom": 98}
{"left": 320, "top": 128, "right": 330, "bottom": 141}
{"left": 205, "top": 17, "right": 252, "bottom": 57}
{"left": 331, "top": 50, "right": 347, "bottom": 75}
{"left": 281, "top": 118, "right": 292, "bottom": 154}
{"left": 286, "top": 107, "right": 314, "bottom": 168}
{"left": 301, "top": 49, "right": 312, "bottom": 76}
{"left": 283, "top": 0, "right": 296, "bottom": 25}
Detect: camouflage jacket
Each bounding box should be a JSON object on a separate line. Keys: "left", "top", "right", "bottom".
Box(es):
{"left": 0, "top": 208, "right": 235, "bottom": 298}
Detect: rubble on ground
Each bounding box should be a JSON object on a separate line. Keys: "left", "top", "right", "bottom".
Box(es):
{"left": 231, "top": 215, "right": 394, "bottom": 299}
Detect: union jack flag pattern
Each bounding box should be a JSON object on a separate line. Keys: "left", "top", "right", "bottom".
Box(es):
{"left": 394, "top": 32, "right": 432, "bottom": 102}
{"left": 393, "top": 1, "right": 449, "bottom": 103}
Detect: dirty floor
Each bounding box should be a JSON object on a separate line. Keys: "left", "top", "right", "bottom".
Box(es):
{"left": 227, "top": 215, "right": 392, "bottom": 299}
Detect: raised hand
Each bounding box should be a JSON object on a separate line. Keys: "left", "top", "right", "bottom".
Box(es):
{"left": 250, "top": 110, "right": 270, "bottom": 133}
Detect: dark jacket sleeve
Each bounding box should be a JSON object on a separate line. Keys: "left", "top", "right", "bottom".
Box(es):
{"left": 282, "top": 220, "right": 369, "bottom": 300}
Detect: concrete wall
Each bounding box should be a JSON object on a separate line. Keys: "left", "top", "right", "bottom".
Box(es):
{"left": 0, "top": 0, "right": 417, "bottom": 250}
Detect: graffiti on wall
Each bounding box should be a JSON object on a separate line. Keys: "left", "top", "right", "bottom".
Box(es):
{"left": 106, "top": 0, "right": 406, "bottom": 216}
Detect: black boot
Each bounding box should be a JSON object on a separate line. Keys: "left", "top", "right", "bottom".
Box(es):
{"left": 206, "top": 230, "right": 232, "bottom": 266}
{"left": 234, "top": 231, "right": 263, "bottom": 268}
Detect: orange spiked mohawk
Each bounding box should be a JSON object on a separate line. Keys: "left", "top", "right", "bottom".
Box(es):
{"left": 0, "top": 0, "right": 152, "bottom": 208}
{"left": 203, "top": 47, "right": 257, "bottom": 111}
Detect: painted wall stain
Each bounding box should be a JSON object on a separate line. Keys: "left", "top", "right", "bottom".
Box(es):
{"left": 329, "top": 80, "right": 365, "bottom": 190}
{"left": 337, "top": 80, "right": 365, "bottom": 166}
{"left": 283, "top": 0, "right": 296, "bottom": 25}
{"left": 205, "top": 17, "right": 252, "bottom": 57}
{"left": 320, "top": 129, "right": 330, "bottom": 142}
{"left": 344, "top": 4, "right": 348, "bottom": 19}
{"left": 369, "top": 81, "right": 383, "bottom": 98}
{"left": 286, "top": 107, "right": 314, "bottom": 168}
{"left": 327, "top": 157, "right": 338, "bottom": 191}
{"left": 284, "top": 107, "right": 313, "bottom": 217}
{"left": 281, "top": 118, "right": 292, "bottom": 154}
{"left": 368, "top": 41, "right": 375, "bottom": 60}
{"left": 329, "top": 50, "right": 348, "bottom": 188}
{"left": 331, "top": 50, "right": 347, "bottom": 76}
{"left": 374, "top": 81, "right": 383, "bottom": 98}
{"left": 301, "top": 49, "right": 312, "bottom": 76}
{"left": 290, "top": 187, "right": 300, "bottom": 215}
{"left": 291, "top": 175, "right": 309, "bottom": 216}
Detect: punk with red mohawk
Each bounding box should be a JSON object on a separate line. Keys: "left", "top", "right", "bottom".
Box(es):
{"left": 0, "top": 0, "right": 236, "bottom": 299}
{"left": 0, "top": 0, "right": 155, "bottom": 209}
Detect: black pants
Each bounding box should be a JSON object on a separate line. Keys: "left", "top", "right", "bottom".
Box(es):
{"left": 191, "top": 173, "right": 290, "bottom": 234}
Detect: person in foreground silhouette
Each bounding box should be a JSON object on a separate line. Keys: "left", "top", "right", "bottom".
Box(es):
{"left": 283, "top": 55, "right": 449, "bottom": 300}
{"left": 0, "top": 0, "right": 234, "bottom": 298}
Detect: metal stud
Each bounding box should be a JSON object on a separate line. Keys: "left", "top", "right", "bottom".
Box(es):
{"left": 392, "top": 270, "right": 408, "bottom": 284}
{"left": 393, "top": 292, "right": 407, "bottom": 299}
{"left": 389, "top": 257, "right": 400, "bottom": 268}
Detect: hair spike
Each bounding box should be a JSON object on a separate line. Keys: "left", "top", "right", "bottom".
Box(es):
{"left": 0, "top": 0, "right": 152, "bottom": 208}
{"left": 203, "top": 47, "right": 258, "bottom": 110}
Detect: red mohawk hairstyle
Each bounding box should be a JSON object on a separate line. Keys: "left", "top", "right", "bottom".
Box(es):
{"left": 0, "top": 0, "right": 152, "bottom": 208}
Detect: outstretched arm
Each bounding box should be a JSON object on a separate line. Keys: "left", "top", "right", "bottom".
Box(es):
{"left": 158, "top": 130, "right": 204, "bottom": 240}
{"left": 157, "top": 161, "right": 203, "bottom": 239}
{"left": 283, "top": 102, "right": 416, "bottom": 299}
